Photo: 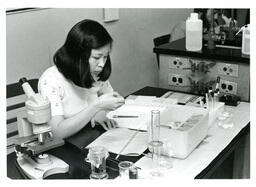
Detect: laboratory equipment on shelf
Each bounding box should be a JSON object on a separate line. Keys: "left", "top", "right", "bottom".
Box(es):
{"left": 242, "top": 24, "right": 250, "bottom": 55}
{"left": 235, "top": 24, "right": 250, "bottom": 55}
{"left": 207, "top": 9, "right": 216, "bottom": 50}
{"left": 186, "top": 12, "right": 203, "bottom": 51}
{"left": 14, "top": 77, "right": 69, "bottom": 179}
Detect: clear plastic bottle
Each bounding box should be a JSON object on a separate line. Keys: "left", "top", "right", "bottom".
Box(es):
{"left": 186, "top": 13, "right": 203, "bottom": 51}
{"left": 242, "top": 24, "right": 250, "bottom": 55}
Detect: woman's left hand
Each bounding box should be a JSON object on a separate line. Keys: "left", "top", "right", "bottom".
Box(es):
{"left": 96, "top": 119, "right": 117, "bottom": 130}
{"left": 92, "top": 110, "right": 118, "bottom": 130}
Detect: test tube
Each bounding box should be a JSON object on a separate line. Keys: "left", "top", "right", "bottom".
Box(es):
{"left": 210, "top": 91, "right": 214, "bottom": 110}
{"left": 208, "top": 87, "right": 213, "bottom": 111}
{"left": 205, "top": 93, "right": 209, "bottom": 110}
{"left": 215, "top": 76, "right": 220, "bottom": 90}
{"left": 200, "top": 98, "right": 204, "bottom": 108}
{"left": 213, "top": 92, "right": 218, "bottom": 109}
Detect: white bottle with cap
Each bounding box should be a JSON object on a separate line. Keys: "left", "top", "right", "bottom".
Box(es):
{"left": 242, "top": 24, "right": 250, "bottom": 55}
{"left": 186, "top": 13, "right": 203, "bottom": 51}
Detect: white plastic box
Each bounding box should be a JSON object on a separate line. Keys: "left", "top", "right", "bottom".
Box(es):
{"left": 159, "top": 105, "right": 209, "bottom": 159}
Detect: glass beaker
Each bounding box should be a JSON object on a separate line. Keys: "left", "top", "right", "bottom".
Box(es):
{"left": 148, "top": 140, "right": 164, "bottom": 178}
{"left": 118, "top": 161, "right": 134, "bottom": 179}
{"left": 86, "top": 146, "right": 109, "bottom": 179}
{"left": 159, "top": 139, "right": 173, "bottom": 170}
{"left": 217, "top": 106, "right": 234, "bottom": 129}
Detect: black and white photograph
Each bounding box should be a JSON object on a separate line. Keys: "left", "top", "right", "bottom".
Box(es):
{"left": 2, "top": 0, "right": 255, "bottom": 185}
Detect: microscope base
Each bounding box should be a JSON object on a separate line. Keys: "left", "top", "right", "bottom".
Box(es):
{"left": 16, "top": 154, "right": 69, "bottom": 179}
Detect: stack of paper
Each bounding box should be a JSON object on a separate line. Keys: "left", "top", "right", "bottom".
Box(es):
{"left": 107, "top": 104, "right": 166, "bottom": 130}
{"left": 125, "top": 95, "right": 178, "bottom": 106}
{"left": 87, "top": 96, "right": 176, "bottom": 156}
{"left": 86, "top": 128, "right": 148, "bottom": 155}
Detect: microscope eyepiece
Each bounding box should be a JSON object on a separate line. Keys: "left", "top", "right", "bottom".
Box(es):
{"left": 19, "top": 77, "right": 28, "bottom": 85}
{"left": 19, "top": 77, "right": 36, "bottom": 98}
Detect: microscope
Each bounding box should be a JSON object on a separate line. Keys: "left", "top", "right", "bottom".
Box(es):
{"left": 14, "top": 78, "right": 69, "bottom": 179}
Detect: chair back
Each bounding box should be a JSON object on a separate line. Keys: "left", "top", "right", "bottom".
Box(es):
{"left": 6, "top": 79, "right": 38, "bottom": 154}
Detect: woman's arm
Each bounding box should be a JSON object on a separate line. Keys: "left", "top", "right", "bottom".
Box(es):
{"left": 49, "top": 92, "right": 124, "bottom": 139}
{"left": 49, "top": 101, "right": 100, "bottom": 139}
{"left": 39, "top": 75, "right": 124, "bottom": 139}
{"left": 91, "top": 81, "right": 123, "bottom": 129}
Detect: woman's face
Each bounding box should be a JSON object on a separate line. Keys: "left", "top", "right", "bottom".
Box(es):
{"left": 89, "top": 44, "right": 111, "bottom": 80}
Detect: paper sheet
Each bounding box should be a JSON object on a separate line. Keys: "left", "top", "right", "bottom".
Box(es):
{"left": 125, "top": 95, "right": 177, "bottom": 106}
{"left": 86, "top": 128, "right": 148, "bottom": 155}
{"left": 107, "top": 104, "right": 166, "bottom": 130}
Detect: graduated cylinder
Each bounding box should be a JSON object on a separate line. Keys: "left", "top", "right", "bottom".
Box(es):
{"left": 148, "top": 110, "right": 160, "bottom": 143}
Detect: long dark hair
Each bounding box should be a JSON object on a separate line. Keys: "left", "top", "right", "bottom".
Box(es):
{"left": 54, "top": 19, "right": 113, "bottom": 88}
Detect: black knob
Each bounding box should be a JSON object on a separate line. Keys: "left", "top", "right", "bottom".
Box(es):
{"left": 19, "top": 77, "right": 28, "bottom": 85}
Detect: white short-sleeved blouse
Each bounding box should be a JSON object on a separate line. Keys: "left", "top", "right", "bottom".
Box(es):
{"left": 38, "top": 66, "right": 113, "bottom": 118}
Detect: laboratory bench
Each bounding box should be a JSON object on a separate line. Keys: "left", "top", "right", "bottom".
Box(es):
{"left": 154, "top": 38, "right": 250, "bottom": 102}
{"left": 6, "top": 86, "right": 250, "bottom": 179}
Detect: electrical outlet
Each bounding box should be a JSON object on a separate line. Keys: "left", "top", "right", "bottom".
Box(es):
{"left": 219, "top": 79, "right": 238, "bottom": 95}
{"left": 218, "top": 63, "right": 239, "bottom": 77}
{"left": 169, "top": 57, "right": 191, "bottom": 69}
{"left": 168, "top": 73, "right": 190, "bottom": 87}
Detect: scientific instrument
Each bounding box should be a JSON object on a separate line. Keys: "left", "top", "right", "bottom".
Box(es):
{"left": 86, "top": 146, "right": 109, "bottom": 179}
{"left": 236, "top": 24, "right": 250, "bottom": 55}
{"left": 186, "top": 12, "right": 203, "bottom": 51}
{"left": 14, "top": 77, "right": 69, "bottom": 179}
{"left": 118, "top": 161, "right": 137, "bottom": 179}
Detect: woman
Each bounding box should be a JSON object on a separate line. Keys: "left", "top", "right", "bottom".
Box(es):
{"left": 38, "top": 19, "right": 125, "bottom": 139}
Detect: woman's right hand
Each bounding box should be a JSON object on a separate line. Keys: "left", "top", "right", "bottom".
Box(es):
{"left": 96, "top": 92, "right": 125, "bottom": 111}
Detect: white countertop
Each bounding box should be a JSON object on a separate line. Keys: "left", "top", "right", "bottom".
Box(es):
{"left": 135, "top": 102, "right": 250, "bottom": 179}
